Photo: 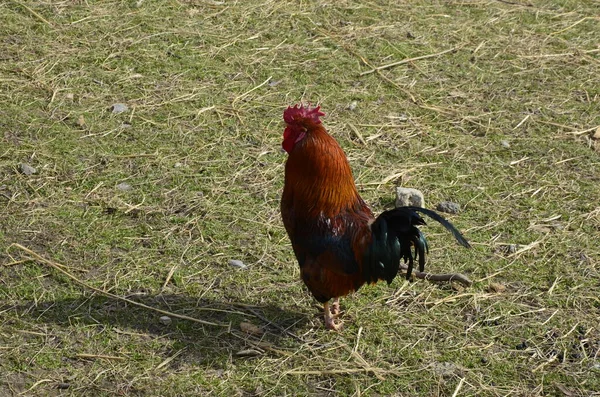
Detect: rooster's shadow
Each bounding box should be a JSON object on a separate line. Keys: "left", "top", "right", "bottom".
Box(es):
{"left": 10, "top": 293, "right": 312, "bottom": 366}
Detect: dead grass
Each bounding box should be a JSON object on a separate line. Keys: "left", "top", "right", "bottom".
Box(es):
{"left": 1, "top": 0, "right": 599, "bottom": 396}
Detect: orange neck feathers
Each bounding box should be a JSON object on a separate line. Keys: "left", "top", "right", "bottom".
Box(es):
{"left": 283, "top": 125, "right": 362, "bottom": 217}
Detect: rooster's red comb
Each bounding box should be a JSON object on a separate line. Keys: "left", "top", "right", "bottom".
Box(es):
{"left": 283, "top": 104, "right": 325, "bottom": 125}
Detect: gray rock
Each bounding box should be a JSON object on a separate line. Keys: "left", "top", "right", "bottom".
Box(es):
{"left": 159, "top": 316, "right": 172, "bottom": 325}
{"left": 229, "top": 259, "right": 247, "bottom": 269}
{"left": 116, "top": 182, "right": 132, "bottom": 191}
{"left": 432, "top": 361, "right": 462, "bottom": 378}
{"left": 395, "top": 187, "right": 424, "bottom": 208}
{"left": 494, "top": 244, "right": 521, "bottom": 256}
{"left": 436, "top": 201, "right": 461, "bottom": 214}
{"left": 501, "top": 140, "right": 510, "bottom": 148}
{"left": 19, "top": 163, "right": 37, "bottom": 175}
{"left": 347, "top": 101, "right": 358, "bottom": 111}
{"left": 506, "top": 244, "right": 519, "bottom": 254}
{"left": 111, "top": 103, "right": 128, "bottom": 114}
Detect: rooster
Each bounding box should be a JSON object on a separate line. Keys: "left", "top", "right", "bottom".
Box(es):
{"left": 280, "top": 104, "right": 470, "bottom": 330}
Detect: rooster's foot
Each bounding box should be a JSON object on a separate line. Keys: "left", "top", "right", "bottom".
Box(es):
{"left": 323, "top": 301, "right": 343, "bottom": 331}
{"left": 330, "top": 298, "right": 340, "bottom": 315}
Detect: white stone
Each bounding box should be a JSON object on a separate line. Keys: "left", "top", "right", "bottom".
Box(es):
{"left": 395, "top": 187, "right": 424, "bottom": 208}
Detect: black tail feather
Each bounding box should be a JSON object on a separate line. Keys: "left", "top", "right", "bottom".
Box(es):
{"left": 363, "top": 206, "right": 470, "bottom": 284}
{"left": 405, "top": 206, "right": 471, "bottom": 249}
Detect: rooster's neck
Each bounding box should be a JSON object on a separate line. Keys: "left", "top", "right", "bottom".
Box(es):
{"left": 284, "top": 126, "right": 363, "bottom": 217}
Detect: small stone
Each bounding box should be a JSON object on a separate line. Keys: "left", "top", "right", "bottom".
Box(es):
{"left": 159, "top": 316, "right": 172, "bottom": 325}
{"left": 111, "top": 103, "right": 128, "bottom": 114}
{"left": 528, "top": 224, "right": 552, "bottom": 233}
{"left": 449, "top": 90, "right": 467, "bottom": 99}
{"left": 229, "top": 259, "right": 247, "bottom": 269}
{"left": 516, "top": 341, "right": 527, "bottom": 350}
{"left": 347, "top": 101, "right": 358, "bottom": 111}
{"left": 506, "top": 244, "right": 519, "bottom": 254}
{"left": 436, "top": 201, "right": 461, "bottom": 214}
{"left": 593, "top": 126, "right": 600, "bottom": 140}
{"left": 494, "top": 244, "right": 520, "bottom": 256}
{"left": 174, "top": 162, "right": 183, "bottom": 168}
{"left": 187, "top": 8, "right": 200, "bottom": 17}
{"left": 116, "top": 182, "right": 132, "bottom": 191}
{"left": 77, "top": 115, "right": 86, "bottom": 128}
{"left": 65, "top": 93, "right": 74, "bottom": 101}
{"left": 268, "top": 79, "right": 280, "bottom": 87}
{"left": 240, "top": 322, "right": 264, "bottom": 336}
{"left": 501, "top": 140, "right": 510, "bottom": 148}
{"left": 487, "top": 282, "right": 506, "bottom": 293}
{"left": 432, "top": 361, "right": 460, "bottom": 378}
{"left": 19, "top": 163, "right": 37, "bottom": 175}
{"left": 0, "top": 185, "right": 10, "bottom": 198}
{"left": 56, "top": 383, "right": 70, "bottom": 390}
{"left": 395, "top": 187, "right": 425, "bottom": 208}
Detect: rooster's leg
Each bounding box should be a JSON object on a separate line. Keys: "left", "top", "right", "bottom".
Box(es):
{"left": 331, "top": 298, "right": 340, "bottom": 315}
{"left": 323, "top": 301, "right": 342, "bottom": 331}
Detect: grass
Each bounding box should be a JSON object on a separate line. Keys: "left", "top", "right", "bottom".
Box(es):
{"left": 1, "top": 0, "right": 599, "bottom": 395}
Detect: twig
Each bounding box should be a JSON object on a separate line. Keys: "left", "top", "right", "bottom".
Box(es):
{"left": 551, "top": 17, "right": 600, "bottom": 36}
{"left": 520, "top": 50, "right": 600, "bottom": 59}
{"left": 74, "top": 353, "right": 126, "bottom": 361}
{"left": 495, "top": 0, "right": 533, "bottom": 6}
{"left": 11, "top": 0, "right": 53, "bottom": 27}
{"left": 161, "top": 263, "right": 178, "bottom": 291}
{"left": 348, "top": 44, "right": 456, "bottom": 115}
{"left": 506, "top": 240, "right": 540, "bottom": 258}
{"left": 352, "top": 49, "right": 419, "bottom": 103}
{"left": 286, "top": 368, "right": 399, "bottom": 376}
{"left": 400, "top": 264, "right": 472, "bottom": 287}
{"left": 231, "top": 76, "right": 272, "bottom": 107}
{"left": 347, "top": 123, "right": 366, "bottom": 146}
{"left": 565, "top": 125, "right": 599, "bottom": 136}
{"left": 343, "top": 343, "right": 386, "bottom": 381}
{"left": 452, "top": 378, "right": 466, "bottom": 397}
{"left": 314, "top": 24, "right": 458, "bottom": 115}
{"left": 22, "top": 379, "right": 53, "bottom": 394}
{"left": 155, "top": 348, "right": 186, "bottom": 370}
{"left": 8, "top": 243, "right": 230, "bottom": 328}
{"left": 513, "top": 114, "right": 530, "bottom": 130}
{"left": 311, "top": 26, "right": 418, "bottom": 104}
{"left": 359, "top": 47, "right": 460, "bottom": 76}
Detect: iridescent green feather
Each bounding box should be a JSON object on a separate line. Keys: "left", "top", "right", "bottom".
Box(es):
{"left": 363, "top": 206, "right": 470, "bottom": 284}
